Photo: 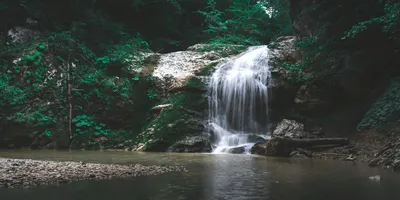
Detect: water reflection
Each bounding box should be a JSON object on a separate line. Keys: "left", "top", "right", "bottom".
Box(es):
{"left": 0, "top": 151, "right": 399, "bottom": 200}
{"left": 207, "top": 154, "right": 270, "bottom": 199}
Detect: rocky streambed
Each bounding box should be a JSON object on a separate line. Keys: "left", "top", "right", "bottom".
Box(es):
{"left": 0, "top": 157, "right": 187, "bottom": 188}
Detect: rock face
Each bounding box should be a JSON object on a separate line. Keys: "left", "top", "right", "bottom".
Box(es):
{"left": 266, "top": 36, "right": 302, "bottom": 122}
{"left": 250, "top": 142, "right": 268, "bottom": 155}
{"left": 268, "top": 36, "right": 298, "bottom": 67}
{"left": 272, "top": 119, "right": 306, "bottom": 138}
{"left": 368, "top": 142, "right": 400, "bottom": 170}
{"left": 151, "top": 50, "right": 222, "bottom": 93}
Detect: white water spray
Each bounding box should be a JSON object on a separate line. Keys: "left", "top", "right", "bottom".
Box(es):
{"left": 208, "top": 46, "right": 272, "bottom": 153}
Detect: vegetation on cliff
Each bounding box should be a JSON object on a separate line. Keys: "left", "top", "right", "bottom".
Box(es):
{"left": 281, "top": 0, "right": 400, "bottom": 132}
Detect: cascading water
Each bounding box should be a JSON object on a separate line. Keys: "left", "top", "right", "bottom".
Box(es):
{"left": 208, "top": 46, "right": 272, "bottom": 154}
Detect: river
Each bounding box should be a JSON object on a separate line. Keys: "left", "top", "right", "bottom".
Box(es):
{"left": 0, "top": 150, "right": 399, "bottom": 200}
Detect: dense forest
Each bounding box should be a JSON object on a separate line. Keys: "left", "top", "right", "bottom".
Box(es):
{"left": 0, "top": 0, "right": 400, "bottom": 151}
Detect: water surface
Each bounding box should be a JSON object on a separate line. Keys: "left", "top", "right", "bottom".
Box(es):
{"left": 0, "top": 150, "right": 399, "bottom": 200}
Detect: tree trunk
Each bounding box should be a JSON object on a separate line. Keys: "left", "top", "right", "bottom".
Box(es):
{"left": 289, "top": 138, "right": 349, "bottom": 148}
{"left": 67, "top": 62, "right": 72, "bottom": 139}
{"left": 261, "top": 137, "right": 350, "bottom": 157}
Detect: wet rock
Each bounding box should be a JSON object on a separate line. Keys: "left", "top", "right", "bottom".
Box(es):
{"left": 229, "top": 145, "right": 246, "bottom": 154}
{"left": 272, "top": 119, "right": 306, "bottom": 138}
{"left": 0, "top": 157, "right": 187, "bottom": 188}
{"left": 167, "top": 135, "right": 211, "bottom": 153}
{"left": 264, "top": 137, "right": 294, "bottom": 157}
{"left": 290, "top": 149, "right": 311, "bottom": 159}
{"left": 247, "top": 135, "right": 269, "bottom": 143}
{"left": 250, "top": 142, "right": 268, "bottom": 155}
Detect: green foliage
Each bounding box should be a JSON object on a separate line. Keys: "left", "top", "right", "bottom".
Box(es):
{"left": 343, "top": 1, "right": 400, "bottom": 40}
{"left": 139, "top": 89, "right": 206, "bottom": 150}
{"left": 72, "top": 115, "right": 114, "bottom": 137}
{"left": 209, "top": 36, "right": 261, "bottom": 46}
{"left": 96, "top": 36, "right": 150, "bottom": 67}
{"left": 146, "top": 88, "right": 158, "bottom": 100}
{"left": 0, "top": 22, "right": 157, "bottom": 148}
{"left": 196, "top": 62, "right": 219, "bottom": 76}
{"left": 198, "top": 0, "right": 292, "bottom": 45}
{"left": 193, "top": 43, "right": 248, "bottom": 57}
{"left": 357, "top": 78, "right": 400, "bottom": 131}
{"left": 280, "top": 59, "right": 314, "bottom": 83}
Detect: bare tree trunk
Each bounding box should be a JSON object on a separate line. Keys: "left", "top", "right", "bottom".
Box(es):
{"left": 67, "top": 62, "right": 72, "bottom": 139}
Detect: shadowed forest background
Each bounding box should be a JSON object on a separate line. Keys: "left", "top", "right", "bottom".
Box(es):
{"left": 1, "top": 0, "right": 400, "bottom": 151}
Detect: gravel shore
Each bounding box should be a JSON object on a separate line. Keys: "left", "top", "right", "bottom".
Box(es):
{"left": 0, "top": 157, "right": 187, "bottom": 188}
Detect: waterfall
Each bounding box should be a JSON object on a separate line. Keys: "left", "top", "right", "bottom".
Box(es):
{"left": 208, "top": 46, "right": 272, "bottom": 154}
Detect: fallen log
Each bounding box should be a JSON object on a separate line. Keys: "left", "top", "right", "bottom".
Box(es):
{"left": 252, "top": 137, "right": 350, "bottom": 157}
{"left": 289, "top": 138, "right": 349, "bottom": 148}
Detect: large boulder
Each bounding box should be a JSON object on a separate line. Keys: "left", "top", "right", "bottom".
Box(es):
{"left": 272, "top": 119, "right": 307, "bottom": 138}
{"left": 167, "top": 135, "right": 211, "bottom": 153}
{"left": 251, "top": 137, "right": 293, "bottom": 157}
{"left": 250, "top": 141, "right": 268, "bottom": 155}
{"left": 252, "top": 119, "right": 305, "bottom": 156}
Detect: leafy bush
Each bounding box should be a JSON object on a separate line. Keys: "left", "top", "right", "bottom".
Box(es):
{"left": 0, "top": 27, "right": 157, "bottom": 148}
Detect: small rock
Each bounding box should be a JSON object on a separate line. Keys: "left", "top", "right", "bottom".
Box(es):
{"left": 229, "top": 146, "right": 246, "bottom": 154}
{"left": 369, "top": 175, "right": 381, "bottom": 182}
{"left": 345, "top": 154, "right": 356, "bottom": 161}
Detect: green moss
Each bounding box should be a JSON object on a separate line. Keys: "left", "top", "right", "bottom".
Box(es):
{"left": 357, "top": 77, "right": 400, "bottom": 131}
{"left": 140, "top": 90, "right": 207, "bottom": 151}
{"left": 196, "top": 62, "right": 218, "bottom": 76}
{"left": 194, "top": 43, "right": 247, "bottom": 57}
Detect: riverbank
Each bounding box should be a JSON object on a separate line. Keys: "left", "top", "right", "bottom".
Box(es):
{"left": 306, "top": 125, "right": 400, "bottom": 170}
{"left": 0, "top": 157, "right": 187, "bottom": 188}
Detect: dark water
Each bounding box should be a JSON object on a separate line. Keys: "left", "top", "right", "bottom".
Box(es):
{"left": 0, "top": 150, "right": 399, "bottom": 200}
